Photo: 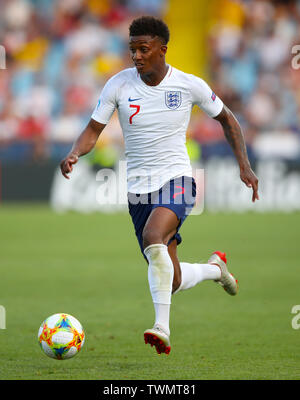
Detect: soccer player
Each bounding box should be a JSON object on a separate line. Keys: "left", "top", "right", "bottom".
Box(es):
{"left": 60, "top": 16, "right": 259, "bottom": 355}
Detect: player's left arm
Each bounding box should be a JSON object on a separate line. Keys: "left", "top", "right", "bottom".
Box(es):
{"left": 214, "top": 104, "right": 259, "bottom": 202}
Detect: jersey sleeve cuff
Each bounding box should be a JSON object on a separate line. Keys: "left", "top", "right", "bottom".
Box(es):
{"left": 91, "top": 113, "right": 110, "bottom": 125}
{"left": 209, "top": 99, "right": 224, "bottom": 118}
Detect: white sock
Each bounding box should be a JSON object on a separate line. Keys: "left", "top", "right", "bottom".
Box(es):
{"left": 174, "top": 262, "right": 221, "bottom": 294}
{"left": 144, "top": 244, "right": 174, "bottom": 336}
{"left": 153, "top": 303, "right": 170, "bottom": 335}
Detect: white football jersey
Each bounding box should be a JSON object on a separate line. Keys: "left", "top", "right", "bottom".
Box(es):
{"left": 91, "top": 65, "right": 223, "bottom": 193}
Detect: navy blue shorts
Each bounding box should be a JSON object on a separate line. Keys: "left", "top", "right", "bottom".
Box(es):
{"left": 128, "top": 176, "right": 196, "bottom": 259}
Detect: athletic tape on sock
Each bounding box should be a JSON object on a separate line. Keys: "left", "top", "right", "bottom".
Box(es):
{"left": 144, "top": 244, "right": 174, "bottom": 305}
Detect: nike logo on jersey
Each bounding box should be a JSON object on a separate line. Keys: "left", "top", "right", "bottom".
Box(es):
{"left": 128, "top": 97, "right": 142, "bottom": 102}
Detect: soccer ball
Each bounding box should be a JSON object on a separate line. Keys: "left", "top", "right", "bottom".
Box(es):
{"left": 38, "top": 313, "right": 85, "bottom": 360}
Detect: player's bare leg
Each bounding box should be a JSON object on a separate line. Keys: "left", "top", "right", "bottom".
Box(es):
{"left": 143, "top": 207, "right": 179, "bottom": 355}
{"left": 167, "top": 239, "right": 182, "bottom": 293}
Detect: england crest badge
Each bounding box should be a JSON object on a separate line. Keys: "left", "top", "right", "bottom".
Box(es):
{"left": 165, "top": 91, "right": 182, "bottom": 110}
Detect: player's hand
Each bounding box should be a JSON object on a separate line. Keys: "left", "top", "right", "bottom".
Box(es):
{"left": 240, "top": 166, "right": 259, "bottom": 202}
{"left": 60, "top": 154, "right": 79, "bottom": 179}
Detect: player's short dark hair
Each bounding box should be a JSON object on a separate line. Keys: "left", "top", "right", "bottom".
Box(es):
{"left": 129, "top": 16, "right": 170, "bottom": 44}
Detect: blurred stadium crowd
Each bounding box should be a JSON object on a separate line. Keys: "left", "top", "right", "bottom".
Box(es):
{"left": 0, "top": 0, "right": 299, "bottom": 165}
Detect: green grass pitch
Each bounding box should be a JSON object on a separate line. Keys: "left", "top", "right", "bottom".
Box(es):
{"left": 0, "top": 204, "right": 299, "bottom": 380}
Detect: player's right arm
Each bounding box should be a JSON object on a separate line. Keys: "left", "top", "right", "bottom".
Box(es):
{"left": 60, "top": 119, "right": 105, "bottom": 179}
{"left": 60, "top": 73, "right": 119, "bottom": 179}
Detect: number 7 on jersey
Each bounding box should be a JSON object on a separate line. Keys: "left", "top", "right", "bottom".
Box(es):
{"left": 129, "top": 104, "right": 140, "bottom": 125}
